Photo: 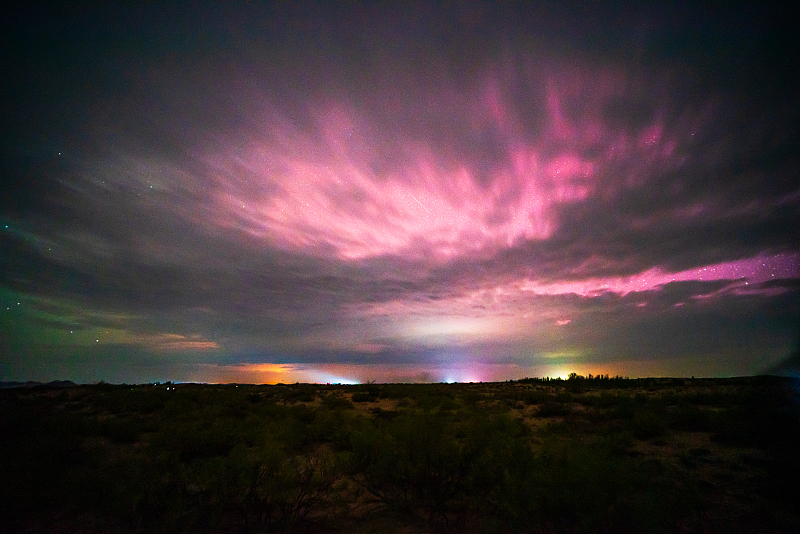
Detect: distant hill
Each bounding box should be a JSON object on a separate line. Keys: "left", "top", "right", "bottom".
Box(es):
{"left": 0, "top": 380, "right": 77, "bottom": 389}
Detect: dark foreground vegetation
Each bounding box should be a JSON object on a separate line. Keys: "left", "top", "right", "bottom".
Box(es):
{"left": 2, "top": 375, "right": 799, "bottom": 533}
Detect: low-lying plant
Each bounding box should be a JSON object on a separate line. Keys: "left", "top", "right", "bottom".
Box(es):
{"left": 2, "top": 377, "right": 798, "bottom": 533}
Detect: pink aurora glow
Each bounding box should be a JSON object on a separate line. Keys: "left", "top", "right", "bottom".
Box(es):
{"left": 202, "top": 68, "right": 673, "bottom": 260}
{"left": 521, "top": 253, "right": 800, "bottom": 298}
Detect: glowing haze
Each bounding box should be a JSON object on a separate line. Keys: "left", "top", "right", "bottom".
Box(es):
{"left": 2, "top": 3, "right": 798, "bottom": 383}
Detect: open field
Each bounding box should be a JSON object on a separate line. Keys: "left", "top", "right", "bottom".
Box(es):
{"left": 2, "top": 376, "right": 799, "bottom": 533}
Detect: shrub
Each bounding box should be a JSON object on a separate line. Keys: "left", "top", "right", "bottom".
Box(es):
{"left": 503, "top": 440, "right": 689, "bottom": 533}
{"left": 186, "top": 443, "right": 342, "bottom": 533}
{"left": 534, "top": 400, "right": 572, "bottom": 418}
{"left": 351, "top": 392, "right": 376, "bottom": 403}
{"left": 575, "top": 393, "right": 600, "bottom": 407}
{"left": 630, "top": 411, "right": 668, "bottom": 440}
{"left": 349, "top": 412, "right": 472, "bottom": 524}
{"left": 555, "top": 391, "right": 573, "bottom": 403}
{"left": 369, "top": 407, "right": 399, "bottom": 420}
{"left": 608, "top": 395, "right": 636, "bottom": 419}
{"left": 322, "top": 394, "right": 354, "bottom": 410}
{"left": 668, "top": 403, "right": 712, "bottom": 432}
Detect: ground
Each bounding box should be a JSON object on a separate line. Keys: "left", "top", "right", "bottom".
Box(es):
{"left": 1, "top": 376, "right": 798, "bottom": 533}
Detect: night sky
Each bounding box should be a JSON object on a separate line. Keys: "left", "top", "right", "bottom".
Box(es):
{"left": 2, "top": 2, "right": 798, "bottom": 384}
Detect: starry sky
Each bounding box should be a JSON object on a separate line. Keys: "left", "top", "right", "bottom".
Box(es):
{"left": 2, "top": 2, "right": 799, "bottom": 384}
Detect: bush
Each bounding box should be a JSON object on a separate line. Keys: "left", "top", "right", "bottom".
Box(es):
{"left": 555, "top": 391, "right": 573, "bottom": 403}
{"left": 351, "top": 392, "right": 376, "bottom": 403}
{"left": 575, "top": 393, "right": 601, "bottom": 407}
{"left": 608, "top": 395, "right": 636, "bottom": 419}
{"left": 501, "top": 440, "right": 689, "bottom": 533}
{"left": 668, "top": 403, "right": 712, "bottom": 432}
{"left": 630, "top": 411, "right": 668, "bottom": 440}
{"left": 520, "top": 389, "right": 552, "bottom": 405}
{"left": 534, "top": 400, "right": 572, "bottom": 418}
{"left": 349, "top": 412, "right": 472, "bottom": 524}
{"left": 322, "top": 394, "right": 354, "bottom": 410}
